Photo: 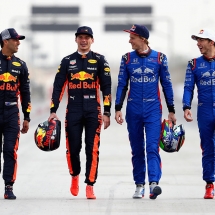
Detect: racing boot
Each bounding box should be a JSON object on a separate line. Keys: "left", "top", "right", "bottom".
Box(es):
{"left": 133, "top": 184, "right": 144, "bottom": 199}
{"left": 86, "top": 185, "right": 96, "bottom": 199}
{"left": 149, "top": 182, "right": 162, "bottom": 200}
{"left": 204, "top": 184, "right": 214, "bottom": 199}
{"left": 70, "top": 175, "right": 79, "bottom": 196}
{"left": 4, "top": 185, "right": 16, "bottom": 200}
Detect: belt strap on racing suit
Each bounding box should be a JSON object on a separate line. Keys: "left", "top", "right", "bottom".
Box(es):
{"left": 5, "top": 102, "right": 17, "bottom": 106}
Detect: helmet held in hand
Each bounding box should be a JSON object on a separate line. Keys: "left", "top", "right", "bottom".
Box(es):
{"left": 34, "top": 119, "right": 61, "bottom": 151}
{"left": 160, "top": 119, "right": 185, "bottom": 153}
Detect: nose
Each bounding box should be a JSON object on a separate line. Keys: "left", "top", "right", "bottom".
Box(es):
{"left": 80, "top": 37, "right": 87, "bottom": 42}
{"left": 15, "top": 39, "right": 20, "bottom": 45}
{"left": 196, "top": 39, "right": 201, "bottom": 45}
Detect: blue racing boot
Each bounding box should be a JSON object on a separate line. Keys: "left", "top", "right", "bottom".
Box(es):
{"left": 4, "top": 185, "right": 16, "bottom": 200}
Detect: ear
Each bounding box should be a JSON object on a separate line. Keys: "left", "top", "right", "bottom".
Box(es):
{"left": 3, "top": 40, "right": 8, "bottom": 45}
{"left": 140, "top": 37, "right": 145, "bottom": 42}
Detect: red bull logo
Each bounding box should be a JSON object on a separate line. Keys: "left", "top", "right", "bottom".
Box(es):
{"left": 199, "top": 30, "right": 204, "bottom": 34}
{"left": 71, "top": 71, "right": 94, "bottom": 81}
{"left": 26, "top": 103, "right": 31, "bottom": 113}
{"left": 130, "top": 25, "right": 137, "bottom": 31}
{"left": 50, "top": 101, "right": 54, "bottom": 108}
{"left": 104, "top": 95, "right": 111, "bottom": 106}
{"left": 0, "top": 73, "right": 17, "bottom": 82}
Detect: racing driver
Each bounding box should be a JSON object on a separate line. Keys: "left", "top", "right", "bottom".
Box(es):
{"left": 183, "top": 28, "right": 215, "bottom": 199}
{"left": 48, "top": 26, "right": 111, "bottom": 199}
{"left": 0, "top": 28, "right": 31, "bottom": 199}
{"left": 115, "top": 24, "right": 176, "bottom": 199}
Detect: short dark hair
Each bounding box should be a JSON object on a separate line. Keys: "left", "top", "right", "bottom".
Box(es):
{"left": 0, "top": 40, "right": 3, "bottom": 48}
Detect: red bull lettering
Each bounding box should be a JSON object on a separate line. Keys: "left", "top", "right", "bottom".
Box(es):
{"left": 43, "top": 124, "right": 55, "bottom": 146}
{"left": 6, "top": 83, "right": 17, "bottom": 91}
{"left": 0, "top": 83, "right": 5, "bottom": 90}
{"left": 69, "top": 82, "right": 96, "bottom": 89}
{"left": 83, "top": 82, "right": 96, "bottom": 89}
{"left": 96, "top": 106, "right": 102, "bottom": 133}
{"left": 69, "top": 82, "right": 82, "bottom": 89}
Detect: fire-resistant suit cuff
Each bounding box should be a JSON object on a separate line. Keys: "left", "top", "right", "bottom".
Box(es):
{"left": 50, "top": 108, "right": 57, "bottom": 114}
{"left": 183, "top": 106, "right": 191, "bottom": 111}
{"left": 115, "top": 104, "right": 122, "bottom": 112}
{"left": 104, "top": 106, "right": 111, "bottom": 113}
{"left": 24, "top": 112, "right": 30, "bottom": 119}
{"left": 167, "top": 105, "right": 175, "bottom": 114}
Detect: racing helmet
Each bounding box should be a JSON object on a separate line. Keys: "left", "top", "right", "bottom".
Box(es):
{"left": 34, "top": 119, "right": 61, "bottom": 151}
{"left": 160, "top": 119, "right": 185, "bottom": 153}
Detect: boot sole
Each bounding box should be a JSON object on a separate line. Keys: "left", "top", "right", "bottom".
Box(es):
{"left": 150, "top": 186, "right": 162, "bottom": 199}
{"left": 133, "top": 196, "right": 144, "bottom": 199}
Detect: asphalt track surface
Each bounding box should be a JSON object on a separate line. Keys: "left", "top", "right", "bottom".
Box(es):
{"left": 0, "top": 97, "right": 215, "bottom": 215}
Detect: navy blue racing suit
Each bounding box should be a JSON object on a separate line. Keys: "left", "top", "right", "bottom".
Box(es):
{"left": 0, "top": 50, "right": 31, "bottom": 185}
{"left": 115, "top": 49, "right": 175, "bottom": 185}
{"left": 183, "top": 56, "right": 215, "bottom": 183}
{"left": 50, "top": 51, "right": 111, "bottom": 185}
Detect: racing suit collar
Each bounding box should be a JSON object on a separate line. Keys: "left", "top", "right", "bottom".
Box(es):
{"left": 135, "top": 48, "right": 152, "bottom": 57}
{"left": 0, "top": 50, "right": 14, "bottom": 60}
{"left": 77, "top": 50, "right": 92, "bottom": 59}
{"left": 78, "top": 51, "right": 89, "bottom": 55}
{"left": 203, "top": 55, "right": 215, "bottom": 62}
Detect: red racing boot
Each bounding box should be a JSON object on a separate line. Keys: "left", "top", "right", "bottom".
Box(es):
{"left": 70, "top": 175, "right": 79, "bottom": 196}
{"left": 204, "top": 184, "right": 214, "bottom": 199}
{"left": 86, "top": 185, "right": 96, "bottom": 199}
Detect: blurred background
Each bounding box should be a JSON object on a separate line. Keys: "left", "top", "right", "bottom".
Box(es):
{"left": 1, "top": 1, "right": 215, "bottom": 211}
{"left": 0, "top": 0, "right": 213, "bottom": 118}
